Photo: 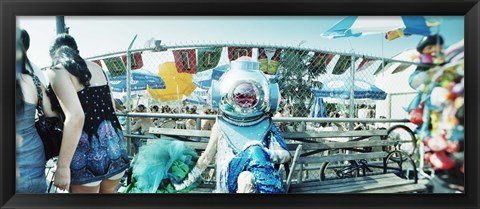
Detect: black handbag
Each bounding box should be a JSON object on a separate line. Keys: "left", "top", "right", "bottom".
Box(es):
{"left": 33, "top": 75, "right": 64, "bottom": 160}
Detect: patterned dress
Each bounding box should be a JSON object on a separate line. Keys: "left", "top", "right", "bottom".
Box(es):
{"left": 16, "top": 102, "right": 47, "bottom": 193}
{"left": 69, "top": 85, "right": 130, "bottom": 185}
{"left": 215, "top": 119, "right": 287, "bottom": 193}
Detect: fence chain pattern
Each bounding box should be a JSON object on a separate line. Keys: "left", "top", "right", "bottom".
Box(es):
{"left": 87, "top": 42, "right": 423, "bottom": 129}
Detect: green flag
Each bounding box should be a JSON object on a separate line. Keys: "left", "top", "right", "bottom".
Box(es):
{"left": 197, "top": 47, "right": 222, "bottom": 72}
{"left": 332, "top": 55, "right": 358, "bottom": 75}
{"left": 103, "top": 57, "right": 126, "bottom": 76}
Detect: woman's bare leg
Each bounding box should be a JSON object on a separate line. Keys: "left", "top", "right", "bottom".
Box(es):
{"left": 99, "top": 178, "right": 121, "bottom": 193}
{"left": 237, "top": 171, "right": 255, "bottom": 193}
{"left": 70, "top": 185, "right": 100, "bottom": 193}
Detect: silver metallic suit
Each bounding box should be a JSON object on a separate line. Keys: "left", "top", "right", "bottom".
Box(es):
{"left": 175, "top": 57, "right": 290, "bottom": 193}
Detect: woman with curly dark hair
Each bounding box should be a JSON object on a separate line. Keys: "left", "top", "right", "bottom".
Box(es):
{"left": 46, "top": 34, "right": 130, "bottom": 193}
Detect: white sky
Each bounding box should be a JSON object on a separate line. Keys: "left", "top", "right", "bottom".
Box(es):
{"left": 17, "top": 16, "right": 464, "bottom": 68}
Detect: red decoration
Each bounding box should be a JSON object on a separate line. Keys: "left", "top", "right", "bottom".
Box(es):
{"left": 172, "top": 49, "right": 198, "bottom": 74}
{"left": 92, "top": 60, "right": 102, "bottom": 67}
{"left": 409, "top": 108, "right": 424, "bottom": 125}
{"left": 429, "top": 151, "right": 455, "bottom": 170}
{"left": 121, "top": 52, "right": 144, "bottom": 70}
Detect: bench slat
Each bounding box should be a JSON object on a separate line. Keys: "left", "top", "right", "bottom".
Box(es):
{"left": 282, "top": 130, "right": 387, "bottom": 139}
{"left": 291, "top": 174, "right": 416, "bottom": 193}
{"left": 292, "top": 175, "right": 400, "bottom": 192}
{"left": 292, "top": 173, "right": 396, "bottom": 188}
{"left": 149, "top": 128, "right": 388, "bottom": 140}
{"left": 298, "top": 152, "right": 388, "bottom": 164}
{"left": 150, "top": 127, "right": 211, "bottom": 138}
{"left": 296, "top": 139, "right": 398, "bottom": 150}
{"left": 359, "top": 181, "right": 428, "bottom": 193}
{"left": 183, "top": 141, "right": 208, "bottom": 150}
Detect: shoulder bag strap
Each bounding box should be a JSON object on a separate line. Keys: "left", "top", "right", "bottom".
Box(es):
{"left": 32, "top": 75, "right": 45, "bottom": 117}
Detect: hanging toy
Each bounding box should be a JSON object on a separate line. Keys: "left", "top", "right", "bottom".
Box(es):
{"left": 409, "top": 107, "right": 424, "bottom": 125}
{"left": 428, "top": 151, "right": 455, "bottom": 170}
{"left": 416, "top": 34, "right": 445, "bottom": 65}
{"left": 429, "top": 86, "right": 449, "bottom": 109}
{"left": 426, "top": 135, "right": 448, "bottom": 152}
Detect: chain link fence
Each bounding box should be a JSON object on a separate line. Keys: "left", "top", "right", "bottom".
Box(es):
{"left": 86, "top": 41, "right": 422, "bottom": 131}
{"left": 80, "top": 41, "right": 429, "bottom": 184}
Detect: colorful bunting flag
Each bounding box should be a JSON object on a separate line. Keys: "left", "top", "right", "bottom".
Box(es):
{"left": 309, "top": 52, "right": 335, "bottom": 74}
{"left": 258, "top": 48, "right": 282, "bottom": 75}
{"left": 103, "top": 57, "right": 126, "bottom": 76}
{"left": 228, "top": 47, "right": 252, "bottom": 61}
{"left": 173, "top": 49, "right": 198, "bottom": 74}
{"left": 197, "top": 47, "right": 222, "bottom": 72}
{"left": 373, "top": 61, "right": 395, "bottom": 75}
{"left": 121, "top": 52, "right": 144, "bottom": 70}
{"left": 92, "top": 60, "right": 102, "bottom": 67}
{"left": 391, "top": 63, "right": 413, "bottom": 74}
{"left": 332, "top": 55, "right": 358, "bottom": 75}
{"left": 356, "top": 58, "right": 376, "bottom": 72}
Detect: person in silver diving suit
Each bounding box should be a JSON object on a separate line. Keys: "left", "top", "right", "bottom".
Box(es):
{"left": 174, "top": 57, "right": 291, "bottom": 193}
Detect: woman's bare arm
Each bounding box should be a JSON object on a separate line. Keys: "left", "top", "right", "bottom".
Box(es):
{"left": 47, "top": 66, "right": 85, "bottom": 190}
{"left": 195, "top": 122, "right": 219, "bottom": 170}
{"left": 174, "top": 121, "right": 219, "bottom": 190}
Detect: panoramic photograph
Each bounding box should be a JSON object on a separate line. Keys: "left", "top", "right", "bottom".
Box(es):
{"left": 15, "top": 16, "right": 464, "bottom": 194}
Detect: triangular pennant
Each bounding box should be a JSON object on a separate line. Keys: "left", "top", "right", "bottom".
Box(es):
{"left": 325, "top": 54, "right": 334, "bottom": 66}
{"left": 121, "top": 52, "right": 144, "bottom": 70}
{"left": 258, "top": 48, "right": 282, "bottom": 75}
{"left": 373, "top": 61, "right": 395, "bottom": 75}
{"left": 308, "top": 52, "right": 334, "bottom": 74}
{"left": 228, "top": 47, "right": 252, "bottom": 61}
{"left": 197, "top": 47, "right": 222, "bottom": 72}
{"left": 173, "top": 49, "right": 198, "bottom": 74}
{"left": 391, "top": 63, "right": 413, "bottom": 74}
{"left": 103, "top": 57, "right": 126, "bottom": 76}
{"left": 92, "top": 60, "right": 102, "bottom": 67}
{"left": 258, "top": 48, "right": 268, "bottom": 73}
{"left": 332, "top": 55, "right": 358, "bottom": 75}
{"left": 356, "top": 58, "right": 376, "bottom": 72}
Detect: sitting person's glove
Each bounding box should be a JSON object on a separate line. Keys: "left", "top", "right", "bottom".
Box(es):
{"left": 173, "top": 166, "right": 203, "bottom": 191}
{"left": 242, "top": 141, "right": 264, "bottom": 151}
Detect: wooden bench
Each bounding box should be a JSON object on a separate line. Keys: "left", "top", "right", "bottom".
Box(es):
{"left": 147, "top": 127, "right": 427, "bottom": 193}
{"left": 285, "top": 130, "right": 427, "bottom": 193}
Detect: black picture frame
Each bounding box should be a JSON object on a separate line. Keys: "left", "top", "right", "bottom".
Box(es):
{"left": 1, "top": 0, "right": 479, "bottom": 208}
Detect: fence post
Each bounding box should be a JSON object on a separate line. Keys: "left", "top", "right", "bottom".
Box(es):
{"left": 55, "top": 16, "right": 66, "bottom": 34}
{"left": 126, "top": 35, "right": 138, "bottom": 155}
{"left": 348, "top": 53, "right": 355, "bottom": 131}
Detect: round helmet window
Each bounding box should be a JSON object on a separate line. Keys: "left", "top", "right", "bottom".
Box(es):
{"left": 232, "top": 82, "right": 259, "bottom": 109}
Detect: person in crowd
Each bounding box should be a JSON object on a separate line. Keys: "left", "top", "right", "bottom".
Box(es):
{"left": 173, "top": 57, "right": 290, "bottom": 193}
{"left": 274, "top": 102, "right": 292, "bottom": 132}
{"left": 201, "top": 108, "right": 216, "bottom": 131}
{"left": 190, "top": 105, "right": 198, "bottom": 114}
{"left": 131, "top": 104, "right": 156, "bottom": 153}
{"left": 150, "top": 105, "right": 163, "bottom": 126}
{"left": 46, "top": 34, "right": 130, "bottom": 193}
{"left": 185, "top": 105, "right": 199, "bottom": 129}
{"left": 16, "top": 28, "right": 59, "bottom": 193}
{"left": 329, "top": 111, "right": 347, "bottom": 131}
{"left": 355, "top": 104, "right": 370, "bottom": 130}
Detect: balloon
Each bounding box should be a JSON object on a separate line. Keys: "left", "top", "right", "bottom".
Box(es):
{"left": 427, "top": 136, "right": 448, "bottom": 151}
{"left": 429, "top": 151, "right": 455, "bottom": 170}
{"left": 445, "top": 141, "right": 460, "bottom": 153}
{"left": 424, "top": 152, "right": 433, "bottom": 164}
{"left": 409, "top": 108, "right": 423, "bottom": 125}
{"left": 430, "top": 87, "right": 449, "bottom": 107}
